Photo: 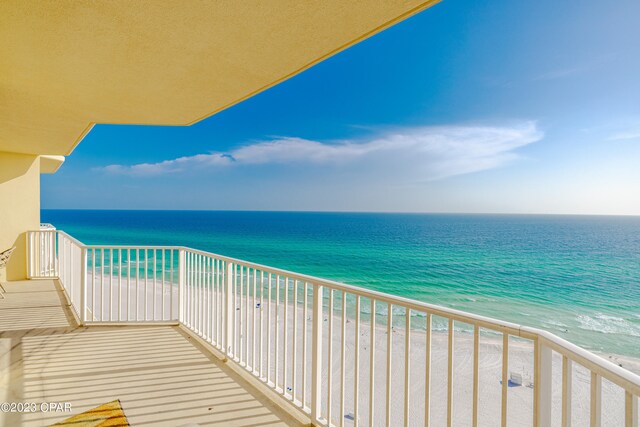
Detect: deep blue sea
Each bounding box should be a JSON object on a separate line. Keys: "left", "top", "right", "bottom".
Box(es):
{"left": 41, "top": 210, "right": 640, "bottom": 357}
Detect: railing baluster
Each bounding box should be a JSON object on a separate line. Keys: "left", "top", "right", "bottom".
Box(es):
{"left": 217, "top": 259, "right": 222, "bottom": 346}
{"left": 292, "top": 279, "right": 298, "bottom": 400}
{"left": 502, "top": 333, "right": 509, "bottom": 427}
{"left": 303, "top": 281, "right": 308, "bottom": 408}
{"left": 170, "top": 250, "right": 174, "bottom": 322}
{"left": 225, "top": 261, "right": 234, "bottom": 356}
{"left": 219, "top": 259, "right": 223, "bottom": 346}
{"left": 276, "top": 274, "right": 280, "bottom": 389}
{"left": 267, "top": 272, "right": 272, "bottom": 384}
{"left": 246, "top": 267, "right": 250, "bottom": 367}
{"left": 192, "top": 252, "right": 196, "bottom": 328}
{"left": 218, "top": 259, "right": 222, "bottom": 346}
{"left": 355, "top": 295, "right": 361, "bottom": 427}
{"left": 193, "top": 251, "right": 196, "bottom": 328}
{"left": 110, "top": 248, "right": 114, "bottom": 321}
{"left": 199, "top": 254, "right": 203, "bottom": 334}
{"left": 80, "top": 247, "right": 87, "bottom": 324}
{"left": 213, "top": 258, "right": 217, "bottom": 342}
{"left": 152, "top": 249, "right": 156, "bottom": 321}
{"left": 91, "top": 248, "right": 96, "bottom": 321}
{"left": 127, "top": 249, "right": 131, "bottom": 321}
{"left": 253, "top": 268, "right": 258, "bottom": 373}
{"left": 203, "top": 255, "right": 206, "bottom": 332}
{"left": 425, "top": 313, "right": 431, "bottom": 427}
{"left": 192, "top": 253, "right": 196, "bottom": 329}
{"left": 186, "top": 252, "right": 190, "bottom": 327}
{"left": 203, "top": 255, "right": 207, "bottom": 335}
{"left": 101, "top": 248, "right": 105, "bottom": 321}
{"left": 386, "top": 303, "right": 393, "bottom": 427}
{"left": 562, "top": 356, "right": 572, "bottom": 427}
{"left": 161, "top": 249, "right": 165, "bottom": 321}
{"left": 404, "top": 308, "right": 411, "bottom": 427}
{"left": 260, "top": 270, "right": 264, "bottom": 375}
{"left": 118, "top": 248, "right": 122, "bottom": 321}
{"left": 191, "top": 252, "right": 195, "bottom": 328}
{"left": 590, "top": 372, "right": 601, "bottom": 427}
{"left": 535, "top": 341, "right": 552, "bottom": 427}
{"left": 233, "top": 264, "right": 237, "bottom": 356}
{"left": 328, "top": 288, "right": 334, "bottom": 424}
{"left": 240, "top": 265, "right": 244, "bottom": 362}
{"left": 69, "top": 237, "right": 73, "bottom": 299}
{"left": 198, "top": 253, "right": 201, "bottom": 330}
{"left": 210, "top": 258, "right": 215, "bottom": 342}
{"left": 211, "top": 258, "right": 214, "bottom": 340}
{"left": 473, "top": 325, "right": 479, "bottom": 427}
{"left": 369, "top": 299, "right": 376, "bottom": 427}
{"left": 341, "top": 291, "right": 347, "bottom": 427}
{"left": 144, "top": 249, "right": 149, "bottom": 321}
{"left": 284, "top": 277, "right": 289, "bottom": 395}
{"left": 625, "top": 392, "right": 638, "bottom": 427}
{"left": 446, "top": 319, "right": 454, "bottom": 427}
{"left": 177, "top": 250, "right": 184, "bottom": 324}
{"left": 311, "top": 283, "right": 324, "bottom": 424}
{"left": 201, "top": 255, "right": 205, "bottom": 335}
{"left": 201, "top": 255, "right": 205, "bottom": 336}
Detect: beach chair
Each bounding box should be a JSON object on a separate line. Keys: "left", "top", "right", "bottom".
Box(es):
{"left": 0, "top": 247, "right": 16, "bottom": 299}
{"left": 509, "top": 371, "right": 523, "bottom": 386}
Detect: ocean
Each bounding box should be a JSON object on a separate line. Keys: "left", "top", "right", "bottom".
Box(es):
{"left": 41, "top": 210, "right": 640, "bottom": 357}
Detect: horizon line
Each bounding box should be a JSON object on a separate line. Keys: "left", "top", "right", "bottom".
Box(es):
{"left": 40, "top": 208, "right": 640, "bottom": 218}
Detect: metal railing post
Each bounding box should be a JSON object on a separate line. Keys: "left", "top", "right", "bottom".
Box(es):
{"left": 311, "top": 283, "right": 323, "bottom": 424}
{"left": 80, "top": 246, "right": 87, "bottom": 325}
{"left": 178, "top": 249, "right": 185, "bottom": 323}
{"left": 225, "top": 262, "right": 234, "bottom": 357}
{"left": 535, "top": 340, "right": 553, "bottom": 427}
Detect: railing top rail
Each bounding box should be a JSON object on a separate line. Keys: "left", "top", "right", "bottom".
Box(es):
{"left": 29, "top": 228, "right": 640, "bottom": 395}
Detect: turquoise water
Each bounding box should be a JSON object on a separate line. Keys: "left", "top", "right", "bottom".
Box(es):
{"left": 41, "top": 210, "right": 640, "bottom": 357}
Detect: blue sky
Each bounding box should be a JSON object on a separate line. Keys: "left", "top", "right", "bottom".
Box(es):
{"left": 42, "top": 0, "right": 640, "bottom": 214}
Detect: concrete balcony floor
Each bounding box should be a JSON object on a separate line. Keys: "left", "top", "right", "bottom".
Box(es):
{"left": 0, "top": 280, "right": 303, "bottom": 426}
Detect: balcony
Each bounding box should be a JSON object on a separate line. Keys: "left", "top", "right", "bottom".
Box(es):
{"left": 0, "top": 279, "right": 303, "bottom": 426}
{"left": 3, "top": 228, "right": 639, "bottom": 426}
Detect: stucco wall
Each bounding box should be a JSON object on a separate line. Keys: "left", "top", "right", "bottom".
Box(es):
{"left": 0, "top": 151, "right": 40, "bottom": 281}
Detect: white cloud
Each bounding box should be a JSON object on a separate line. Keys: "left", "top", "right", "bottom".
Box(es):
{"left": 100, "top": 122, "right": 542, "bottom": 181}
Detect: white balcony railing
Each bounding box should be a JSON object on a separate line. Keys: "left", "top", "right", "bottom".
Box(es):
{"left": 26, "top": 229, "right": 640, "bottom": 427}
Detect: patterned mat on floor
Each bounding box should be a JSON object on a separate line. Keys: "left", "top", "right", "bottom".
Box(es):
{"left": 51, "top": 400, "right": 130, "bottom": 427}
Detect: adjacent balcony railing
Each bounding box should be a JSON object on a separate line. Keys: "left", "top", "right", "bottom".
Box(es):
{"left": 26, "top": 229, "right": 639, "bottom": 427}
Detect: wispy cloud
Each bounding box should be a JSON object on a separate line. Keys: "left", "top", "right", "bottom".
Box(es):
{"left": 533, "top": 54, "right": 618, "bottom": 82}
{"left": 533, "top": 66, "right": 587, "bottom": 81}
{"left": 608, "top": 129, "right": 640, "bottom": 141}
{"left": 100, "top": 122, "right": 542, "bottom": 181}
